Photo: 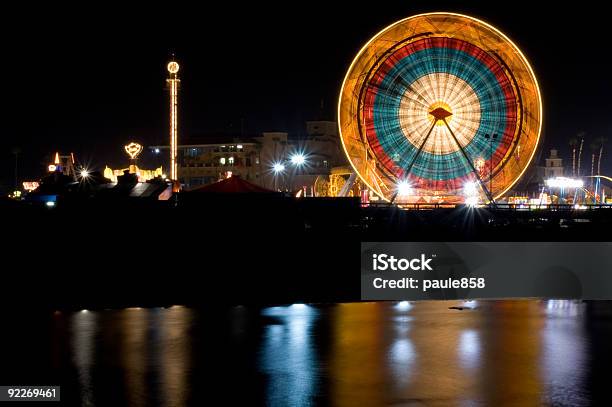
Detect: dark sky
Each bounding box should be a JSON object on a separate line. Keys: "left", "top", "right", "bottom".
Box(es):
{"left": 1, "top": 1, "right": 611, "bottom": 187}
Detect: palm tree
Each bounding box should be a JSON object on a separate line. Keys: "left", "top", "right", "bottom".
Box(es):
{"left": 569, "top": 136, "right": 578, "bottom": 176}
{"left": 577, "top": 131, "right": 586, "bottom": 176}
{"left": 596, "top": 136, "right": 607, "bottom": 175}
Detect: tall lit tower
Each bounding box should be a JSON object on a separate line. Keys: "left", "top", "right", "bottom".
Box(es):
{"left": 167, "top": 59, "right": 180, "bottom": 181}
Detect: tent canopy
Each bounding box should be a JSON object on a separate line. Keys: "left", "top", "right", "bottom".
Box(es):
{"left": 187, "top": 176, "right": 275, "bottom": 194}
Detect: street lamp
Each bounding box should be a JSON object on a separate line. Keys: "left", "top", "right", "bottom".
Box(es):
{"left": 271, "top": 162, "right": 286, "bottom": 191}
{"left": 272, "top": 162, "right": 286, "bottom": 174}
{"left": 484, "top": 134, "right": 497, "bottom": 204}
{"left": 288, "top": 152, "right": 308, "bottom": 194}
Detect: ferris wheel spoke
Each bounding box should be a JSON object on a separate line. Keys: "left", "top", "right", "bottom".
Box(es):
{"left": 442, "top": 119, "right": 494, "bottom": 202}
{"left": 369, "top": 80, "right": 431, "bottom": 110}
{"left": 401, "top": 120, "right": 438, "bottom": 179}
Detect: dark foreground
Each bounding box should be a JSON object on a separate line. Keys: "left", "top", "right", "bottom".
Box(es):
{"left": 2, "top": 300, "right": 611, "bottom": 406}
{"left": 4, "top": 196, "right": 612, "bottom": 308}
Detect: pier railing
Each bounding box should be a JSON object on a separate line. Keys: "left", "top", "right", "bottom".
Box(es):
{"left": 361, "top": 202, "right": 612, "bottom": 212}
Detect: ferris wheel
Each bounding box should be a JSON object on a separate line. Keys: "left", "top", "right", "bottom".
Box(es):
{"left": 338, "top": 12, "right": 542, "bottom": 204}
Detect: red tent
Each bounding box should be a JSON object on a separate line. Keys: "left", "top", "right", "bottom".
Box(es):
{"left": 187, "top": 176, "right": 275, "bottom": 193}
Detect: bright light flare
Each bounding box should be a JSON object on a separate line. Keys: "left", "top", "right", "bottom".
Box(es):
{"left": 272, "top": 162, "right": 286, "bottom": 174}
{"left": 463, "top": 181, "right": 478, "bottom": 196}
{"left": 465, "top": 196, "right": 479, "bottom": 207}
{"left": 546, "top": 177, "right": 583, "bottom": 189}
{"left": 290, "top": 153, "right": 306, "bottom": 166}
{"left": 80, "top": 169, "right": 90, "bottom": 178}
{"left": 396, "top": 180, "right": 412, "bottom": 196}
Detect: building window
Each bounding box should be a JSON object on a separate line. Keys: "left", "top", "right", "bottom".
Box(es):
{"left": 228, "top": 156, "right": 235, "bottom": 165}
{"left": 255, "top": 157, "right": 260, "bottom": 165}
{"left": 237, "top": 144, "right": 243, "bottom": 149}
{"left": 220, "top": 157, "right": 226, "bottom": 165}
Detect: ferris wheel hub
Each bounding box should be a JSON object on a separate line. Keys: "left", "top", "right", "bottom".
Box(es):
{"left": 428, "top": 106, "right": 453, "bottom": 122}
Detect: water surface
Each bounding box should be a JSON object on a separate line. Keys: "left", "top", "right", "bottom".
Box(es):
{"left": 3, "top": 300, "right": 611, "bottom": 406}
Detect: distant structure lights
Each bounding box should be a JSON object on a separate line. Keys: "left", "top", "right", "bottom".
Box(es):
{"left": 545, "top": 177, "right": 584, "bottom": 189}
{"left": 22, "top": 182, "right": 39, "bottom": 192}
{"left": 167, "top": 59, "right": 180, "bottom": 181}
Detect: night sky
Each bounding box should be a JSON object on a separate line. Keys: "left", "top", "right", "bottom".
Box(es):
{"left": 1, "top": 1, "right": 611, "bottom": 189}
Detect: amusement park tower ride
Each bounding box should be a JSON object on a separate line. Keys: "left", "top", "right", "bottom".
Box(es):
{"left": 167, "top": 59, "right": 180, "bottom": 182}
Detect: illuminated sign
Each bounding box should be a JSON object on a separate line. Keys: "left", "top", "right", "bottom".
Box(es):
{"left": 124, "top": 142, "right": 143, "bottom": 160}
{"left": 167, "top": 61, "right": 180, "bottom": 74}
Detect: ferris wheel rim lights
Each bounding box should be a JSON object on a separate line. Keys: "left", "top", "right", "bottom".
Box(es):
{"left": 338, "top": 12, "right": 542, "bottom": 204}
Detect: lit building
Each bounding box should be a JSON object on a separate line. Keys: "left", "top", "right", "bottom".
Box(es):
{"left": 544, "top": 149, "right": 564, "bottom": 178}
{"left": 149, "top": 120, "right": 347, "bottom": 191}
{"left": 536, "top": 149, "right": 565, "bottom": 182}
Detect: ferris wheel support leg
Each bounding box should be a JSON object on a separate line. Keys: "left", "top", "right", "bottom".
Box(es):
{"left": 391, "top": 120, "right": 438, "bottom": 204}
{"left": 338, "top": 172, "right": 357, "bottom": 197}
{"left": 442, "top": 119, "right": 495, "bottom": 205}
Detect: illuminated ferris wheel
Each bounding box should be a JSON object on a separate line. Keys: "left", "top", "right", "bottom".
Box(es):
{"left": 338, "top": 12, "right": 542, "bottom": 203}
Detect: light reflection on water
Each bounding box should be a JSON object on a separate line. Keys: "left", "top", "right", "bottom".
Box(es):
{"left": 66, "top": 306, "right": 193, "bottom": 407}
{"left": 542, "top": 300, "right": 589, "bottom": 406}
{"left": 56, "top": 300, "right": 605, "bottom": 406}
{"left": 70, "top": 309, "right": 96, "bottom": 407}
{"left": 260, "top": 304, "right": 318, "bottom": 405}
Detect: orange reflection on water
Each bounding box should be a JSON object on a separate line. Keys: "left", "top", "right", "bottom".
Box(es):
{"left": 158, "top": 306, "right": 192, "bottom": 407}
{"left": 480, "top": 301, "right": 544, "bottom": 406}
{"left": 329, "top": 302, "right": 387, "bottom": 407}
{"left": 121, "top": 308, "right": 148, "bottom": 407}
{"left": 329, "top": 301, "right": 546, "bottom": 406}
